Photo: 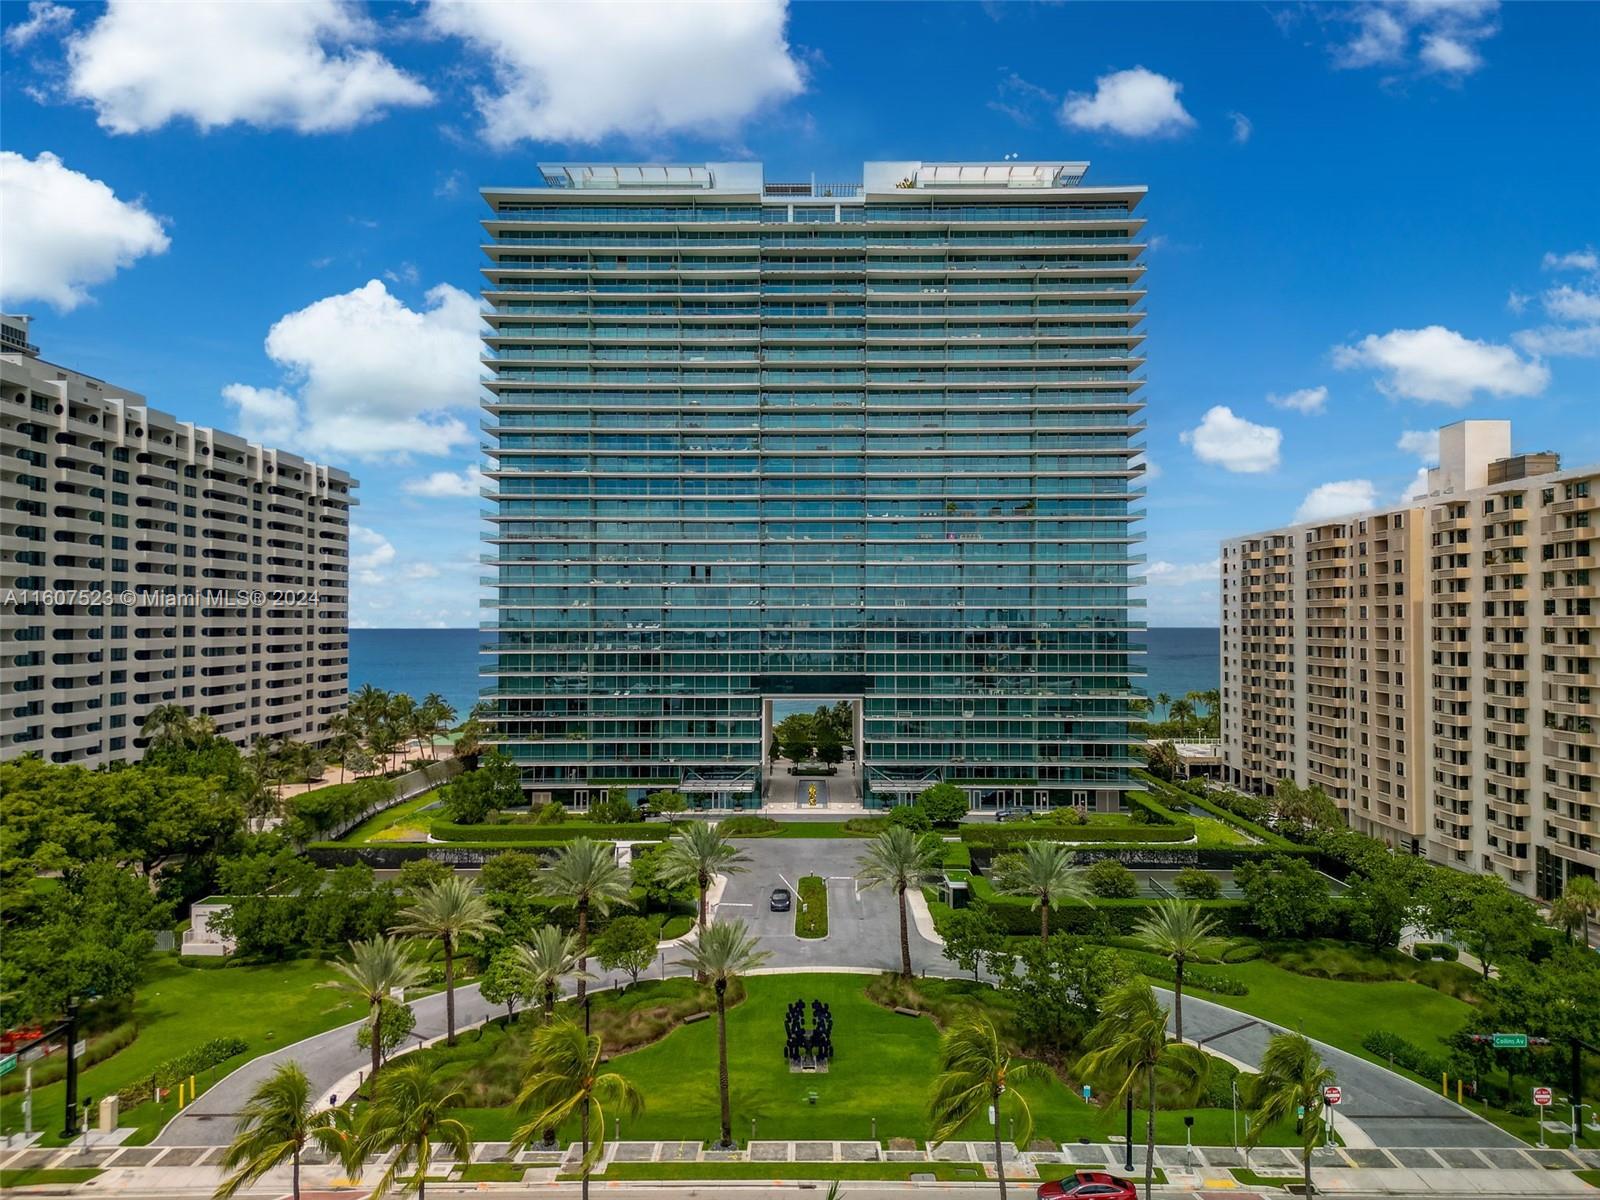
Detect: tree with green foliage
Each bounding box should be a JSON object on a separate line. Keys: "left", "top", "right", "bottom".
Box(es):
{"left": 300, "top": 863, "right": 399, "bottom": 950}
{"left": 645, "top": 789, "right": 687, "bottom": 817}
{"left": 441, "top": 750, "right": 522, "bottom": 825}
{"left": 1344, "top": 850, "right": 1427, "bottom": 950}
{"left": 333, "top": 935, "right": 427, "bottom": 1089}
{"left": 813, "top": 723, "right": 845, "bottom": 765}
{"left": 1133, "top": 899, "right": 1220, "bottom": 1043}
{"left": 928, "top": 1016, "right": 1050, "bottom": 1200}
{"left": 1423, "top": 870, "right": 1540, "bottom": 977}
{"left": 1169, "top": 697, "right": 1196, "bottom": 736}
{"left": 994, "top": 934, "right": 1128, "bottom": 1060}
{"left": 1272, "top": 778, "right": 1342, "bottom": 834}
{"left": 593, "top": 915, "right": 658, "bottom": 986}
{"left": 1, "top": 860, "right": 172, "bottom": 1023}
{"left": 1084, "top": 858, "right": 1139, "bottom": 899}
{"left": 1235, "top": 855, "right": 1332, "bottom": 939}
{"left": 538, "top": 838, "right": 632, "bottom": 1000}
{"left": 1145, "top": 740, "right": 1181, "bottom": 782}
{"left": 480, "top": 850, "right": 547, "bottom": 948}
{"left": 940, "top": 906, "right": 1005, "bottom": 982}
{"left": 1551, "top": 875, "right": 1600, "bottom": 946}
{"left": 676, "top": 919, "right": 770, "bottom": 1148}
{"left": 480, "top": 946, "right": 532, "bottom": 1026}
{"left": 657, "top": 822, "right": 747, "bottom": 930}
{"left": 917, "top": 781, "right": 970, "bottom": 827}
{"left": 212, "top": 845, "right": 319, "bottom": 960}
{"left": 1172, "top": 867, "right": 1222, "bottom": 900}
{"left": 512, "top": 1021, "right": 642, "bottom": 1200}
{"left": 350, "top": 1061, "right": 472, "bottom": 1200}
{"left": 515, "top": 926, "right": 586, "bottom": 1020}
{"left": 214, "top": 1061, "right": 350, "bottom": 1200}
{"left": 394, "top": 858, "right": 452, "bottom": 899}
{"left": 887, "top": 802, "right": 933, "bottom": 832}
{"left": 395, "top": 876, "right": 500, "bottom": 1046}
{"left": 355, "top": 998, "right": 417, "bottom": 1063}
{"left": 418, "top": 694, "right": 456, "bottom": 762}
{"left": 856, "top": 826, "right": 945, "bottom": 978}
{"left": 774, "top": 712, "right": 816, "bottom": 763}
{"left": 1076, "top": 982, "right": 1210, "bottom": 1200}
{"left": 995, "top": 841, "right": 1093, "bottom": 942}
{"left": 1243, "top": 1033, "right": 1335, "bottom": 1200}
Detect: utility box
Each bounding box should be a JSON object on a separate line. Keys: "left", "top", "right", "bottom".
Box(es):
{"left": 98, "top": 1095, "right": 118, "bottom": 1133}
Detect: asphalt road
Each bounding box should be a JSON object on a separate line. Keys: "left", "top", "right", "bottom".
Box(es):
{"left": 156, "top": 837, "right": 1521, "bottom": 1150}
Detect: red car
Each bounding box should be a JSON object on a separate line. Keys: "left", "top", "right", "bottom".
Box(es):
{"left": 1037, "top": 1172, "right": 1137, "bottom": 1200}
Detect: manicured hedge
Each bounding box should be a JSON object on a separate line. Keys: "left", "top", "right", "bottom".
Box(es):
{"left": 960, "top": 823, "right": 1193, "bottom": 848}
{"left": 1124, "top": 788, "right": 1185, "bottom": 826}
{"left": 973, "top": 892, "right": 1250, "bottom": 937}
{"left": 1135, "top": 771, "right": 1295, "bottom": 849}
{"left": 429, "top": 821, "right": 668, "bottom": 843}
{"left": 941, "top": 841, "right": 972, "bottom": 870}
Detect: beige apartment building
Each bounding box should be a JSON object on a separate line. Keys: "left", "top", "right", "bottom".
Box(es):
{"left": 1221, "top": 420, "right": 1597, "bottom": 900}
{"left": 1, "top": 316, "right": 357, "bottom": 769}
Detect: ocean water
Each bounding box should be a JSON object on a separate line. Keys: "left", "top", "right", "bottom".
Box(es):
{"left": 349, "top": 627, "right": 1220, "bottom": 720}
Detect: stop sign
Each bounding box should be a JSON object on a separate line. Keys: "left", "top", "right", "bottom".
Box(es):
{"left": 1323, "top": 1086, "right": 1342, "bottom": 1105}
{"left": 1533, "top": 1087, "right": 1553, "bottom": 1106}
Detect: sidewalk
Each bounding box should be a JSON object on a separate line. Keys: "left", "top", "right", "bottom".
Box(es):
{"left": 10, "top": 1136, "right": 1598, "bottom": 1195}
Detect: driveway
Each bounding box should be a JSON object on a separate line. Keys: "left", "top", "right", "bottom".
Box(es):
{"left": 157, "top": 837, "right": 1521, "bottom": 1150}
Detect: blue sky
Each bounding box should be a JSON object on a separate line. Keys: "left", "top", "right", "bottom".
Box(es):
{"left": 3, "top": 0, "right": 1596, "bottom": 627}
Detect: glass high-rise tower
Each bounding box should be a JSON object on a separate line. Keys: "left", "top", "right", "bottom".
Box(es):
{"left": 481, "top": 161, "right": 1147, "bottom": 812}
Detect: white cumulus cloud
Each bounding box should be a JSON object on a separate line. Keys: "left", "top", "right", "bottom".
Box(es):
{"left": 1512, "top": 248, "right": 1600, "bottom": 359}
{"left": 1268, "top": 386, "right": 1328, "bottom": 415}
{"left": 1541, "top": 284, "right": 1600, "bottom": 323}
{"left": 405, "top": 464, "right": 486, "bottom": 498}
{"left": 222, "top": 385, "right": 301, "bottom": 448}
{"left": 1332, "top": 325, "right": 1549, "bottom": 406}
{"left": 1229, "top": 112, "right": 1253, "bottom": 144}
{"left": 1295, "top": 479, "right": 1378, "bottom": 523}
{"left": 1542, "top": 248, "right": 1599, "bottom": 274}
{"left": 1061, "top": 67, "right": 1195, "bottom": 138}
{"left": 66, "top": 0, "right": 431, "bottom": 134}
{"left": 1180, "top": 406, "right": 1282, "bottom": 474}
{"left": 0, "top": 150, "right": 169, "bottom": 311}
{"left": 351, "top": 523, "right": 396, "bottom": 578}
{"left": 1397, "top": 428, "right": 1441, "bottom": 462}
{"left": 5, "top": 1, "right": 73, "bottom": 48}
{"left": 1146, "top": 558, "right": 1221, "bottom": 587}
{"left": 1402, "top": 467, "right": 1433, "bottom": 502}
{"left": 1332, "top": 1, "right": 1499, "bottom": 78}
{"left": 426, "top": 0, "right": 804, "bottom": 145}
{"left": 225, "top": 280, "right": 483, "bottom": 460}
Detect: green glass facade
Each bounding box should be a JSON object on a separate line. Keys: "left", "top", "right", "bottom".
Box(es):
{"left": 481, "top": 161, "right": 1147, "bottom": 810}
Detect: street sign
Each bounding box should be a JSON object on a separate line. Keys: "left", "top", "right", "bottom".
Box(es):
{"left": 1534, "top": 1087, "right": 1553, "bottom": 1106}
{"left": 0, "top": 1054, "right": 14, "bottom": 1079}
{"left": 71, "top": 1040, "right": 87, "bottom": 1060}
{"left": 1081, "top": 1084, "right": 1092, "bottom": 1101}
{"left": 1492, "top": 1033, "right": 1528, "bottom": 1049}
{"left": 1323, "top": 1086, "right": 1343, "bottom": 1105}
{"left": 17, "top": 1041, "right": 49, "bottom": 1065}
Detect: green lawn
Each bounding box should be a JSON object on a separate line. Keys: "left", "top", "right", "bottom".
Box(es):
{"left": 574, "top": 1162, "right": 982, "bottom": 1181}
{"left": 0, "top": 1168, "right": 104, "bottom": 1189}
{"left": 336, "top": 788, "right": 442, "bottom": 843}
{"left": 0, "top": 956, "right": 364, "bottom": 1146}
{"left": 450, "top": 974, "right": 1301, "bottom": 1147}
{"left": 737, "top": 820, "right": 886, "bottom": 839}
{"left": 796, "top": 876, "right": 827, "bottom": 938}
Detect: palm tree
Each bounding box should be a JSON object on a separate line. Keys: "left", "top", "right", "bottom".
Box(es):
{"left": 350, "top": 1061, "right": 472, "bottom": 1200}
{"left": 515, "top": 926, "right": 586, "bottom": 1020}
{"left": 658, "top": 822, "right": 748, "bottom": 931}
{"left": 394, "top": 877, "right": 500, "bottom": 1047}
{"left": 539, "top": 838, "right": 632, "bottom": 1000}
{"left": 1133, "top": 899, "right": 1220, "bottom": 1044}
{"left": 214, "top": 1062, "right": 348, "bottom": 1200}
{"left": 928, "top": 1017, "right": 1051, "bottom": 1200}
{"left": 333, "top": 935, "right": 427, "bottom": 1090}
{"left": 1244, "top": 1032, "right": 1336, "bottom": 1199}
{"left": 1076, "top": 982, "right": 1209, "bottom": 1200}
{"left": 1169, "top": 697, "right": 1196, "bottom": 736}
{"left": 676, "top": 919, "right": 770, "bottom": 1148}
{"left": 1555, "top": 876, "right": 1600, "bottom": 946}
{"left": 856, "top": 826, "right": 945, "bottom": 978}
{"left": 326, "top": 713, "right": 361, "bottom": 784}
{"left": 512, "top": 1020, "right": 643, "bottom": 1200}
{"left": 993, "top": 840, "right": 1092, "bottom": 944}
{"left": 386, "top": 692, "right": 418, "bottom": 770}
{"left": 1154, "top": 691, "right": 1172, "bottom": 721}
{"left": 141, "top": 703, "right": 196, "bottom": 754}
{"left": 417, "top": 694, "right": 456, "bottom": 761}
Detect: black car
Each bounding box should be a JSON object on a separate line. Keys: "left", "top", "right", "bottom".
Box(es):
{"left": 770, "top": 887, "right": 792, "bottom": 912}
{"left": 994, "top": 806, "right": 1028, "bottom": 822}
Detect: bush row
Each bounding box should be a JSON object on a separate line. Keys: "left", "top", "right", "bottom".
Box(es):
{"left": 8, "top": 1022, "right": 137, "bottom": 1089}
{"left": 1124, "top": 788, "right": 1186, "bottom": 826}
{"left": 1412, "top": 941, "right": 1460, "bottom": 961}
{"left": 116, "top": 1037, "right": 250, "bottom": 1108}
{"left": 1361, "top": 1030, "right": 1445, "bottom": 1081}
{"left": 428, "top": 820, "right": 668, "bottom": 843}
{"left": 974, "top": 894, "right": 1251, "bottom": 937}
{"left": 1122, "top": 951, "right": 1250, "bottom": 996}
{"left": 1135, "top": 771, "right": 1295, "bottom": 849}
{"left": 959, "top": 823, "right": 1194, "bottom": 848}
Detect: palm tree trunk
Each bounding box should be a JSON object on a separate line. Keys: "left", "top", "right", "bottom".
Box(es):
{"left": 544, "top": 983, "right": 554, "bottom": 1021}
{"left": 581, "top": 1097, "right": 591, "bottom": 1200}
{"left": 1303, "top": 1144, "right": 1313, "bottom": 1197}
{"left": 292, "top": 1144, "right": 300, "bottom": 1200}
{"left": 370, "top": 1002, "right": 383, "bottom": 1090}
{"left": 897, "top": 884, "right": 912, "bottom": 978}
{"left": 443, "top": 936, "right": 457, "bottom": 1046}
{"left": 698, "top": 873, "right": 709, "bottom": 928}
{"left": 1144, "top": 1068, "right": 1157, "bottom": 1200}
{"left": 576, "top": 901, "right": 589, "bottom": 1001}
{"left": 716, "top": 981, "right": 733, "bottom": 1147}
{"left": 1040, "top": 897, "right": 1050, "bottom": 944}
{"left": 1173, "top": 958, "right": 1185, "bottom": 1044}
{"left": 993, "top": 1085, "right": 1009, "bottom": 1200}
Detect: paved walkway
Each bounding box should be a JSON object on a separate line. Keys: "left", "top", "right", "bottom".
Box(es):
{"left": 154, "top": 837, "right": 1529, "bottom": 1152}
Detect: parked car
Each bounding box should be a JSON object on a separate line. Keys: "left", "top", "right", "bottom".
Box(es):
{"left": 1037, "top": 1172, "right": 1137, "bottom": 1199}
{"left": 769, "top": 887, "right": 792, "bottom": 912}
{"left": 994, "top": 806, "right": 1029, "bottom": 822}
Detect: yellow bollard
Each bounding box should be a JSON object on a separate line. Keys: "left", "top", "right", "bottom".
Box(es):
{"left": 190, "top": 1074, "right": 197, "bottom": 1102}
{"left": 176, "top": 1082, "right": 185, "bottom": 1108}
{"left": 1457, "top": 1079, "right": 1463, "bottom": 1105}
{"left": 1441, "top": 1072, "right": 1448, "bottom": 1098}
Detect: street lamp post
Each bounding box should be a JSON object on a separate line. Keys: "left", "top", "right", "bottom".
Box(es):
{"left": 1124, "top": 1090, "right": 1135, "bottom": 1171}
{"left": 1231, "top": 1078, "right": 1238, "bottom": 1150}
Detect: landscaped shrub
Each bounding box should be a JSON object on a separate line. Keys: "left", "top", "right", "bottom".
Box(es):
{"left": 842, "top": 816, "right": 890, "bottom": 835}
{"left": 887, "top": 804, "right": 933, "bottom": 832}
{"left": 1202, "top": 1054, "right": 1243, "bottom": 1108}
{"left": 1361, "top": 1030, "right": 1445, "bottom": 1080}
{"left": 1124, "top": 790, "right": 1182, "bottom": 826}
{"left": 1172, "top": 866, "right": 1223, "bottom": 899}
{"left": 717, "top": 815, "right": 781, "bottom": 836}
{"left": 1121, "top": 950, "right": 1249, "bottom": 996}
{"left": 942, "top": 842, "right": 973, "bottom": 870}
{"left": 1412, "top": 941, "right": 1458, "bottom": 961}
{"left": 13, "top": 1022, "right": 137, "bottom": 1089}
{"left": 1085, "top": 859, "right": 1139, "bottom": 899}
{"left": 117, "top": 1037, "right": 251, "bottom": 1107}
{"left": 1219, "top": 938, "right": 1263, "bottom": 963}
{"left": 428, "top": 821, "right": 666, "bottom": 843}
{"left": 796, "top": 875, "right": 828, "bottom": 938}
{"left": 959, "top": 824, "right": 1192, "bottom": 848}
{"left": 975, "top": 894, "right": 1250, "bottom": 937}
